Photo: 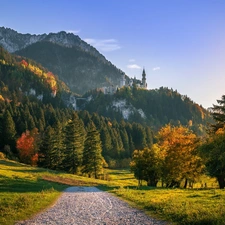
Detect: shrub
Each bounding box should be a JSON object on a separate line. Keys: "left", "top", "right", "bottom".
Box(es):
{"left": 0, "top": 152, "right": 5, "bottom": 159}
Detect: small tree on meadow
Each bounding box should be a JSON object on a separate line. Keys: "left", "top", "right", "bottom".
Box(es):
{"left": 130, "top": 146, "right": 162, "bottom": 187}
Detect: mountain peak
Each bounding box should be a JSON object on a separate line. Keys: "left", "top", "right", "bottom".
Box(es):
{"left": 0, "top": 26, "right": 46, "bottom": 52}
{"left": 0, "top": 27, "right": 106, "bottom": 61}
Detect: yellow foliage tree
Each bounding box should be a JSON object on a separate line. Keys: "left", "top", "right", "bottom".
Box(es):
{"left": 157, "top": 124, "right": 203, "bottom": 188}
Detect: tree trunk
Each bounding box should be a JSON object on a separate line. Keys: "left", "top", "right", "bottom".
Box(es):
{"left": 147, "top": 179, "right": 158, "bottom": 187}
{"left": 183, "top": 178, "right": 188, "bottom": 189}
{"left": 217, "top": 175, "right": 225, "bottom": 189}
{"left": 168, "top": 180, "right": 180, "bottom": 188}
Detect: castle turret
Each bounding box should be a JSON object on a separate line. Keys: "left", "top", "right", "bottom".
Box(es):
{"left": 120, "top": 73, "right": 126, "bottom": 88}
{"left": 142, "top": 68, "right": 147, "bottom": 89}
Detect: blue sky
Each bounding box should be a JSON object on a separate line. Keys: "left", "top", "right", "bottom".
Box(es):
{"left": 1, "top": 0, "right": 225, "bottom": 108}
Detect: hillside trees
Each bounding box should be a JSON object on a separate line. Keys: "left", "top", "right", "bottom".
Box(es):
{"left": 81, "top": 87, "right": 211, "bottom": 135}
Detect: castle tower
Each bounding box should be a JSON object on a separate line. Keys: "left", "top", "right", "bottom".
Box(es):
{"left": 120, "top": 73, "right": 126, "bottom": 88}
{"left": 142, "top": 68, "right": 147, "bottom": 88}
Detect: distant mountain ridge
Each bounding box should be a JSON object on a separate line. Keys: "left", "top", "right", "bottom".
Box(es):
{"left": 0, "top": 27, "right": 126, "bottom": 94}
{"left": 0, "top": 27, "right": 45, "bottom": 53}
{"left": 0, "top": 27, "right": 104, "bottom": 59}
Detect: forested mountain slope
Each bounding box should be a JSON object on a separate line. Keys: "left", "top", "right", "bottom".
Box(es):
{"left": 81, "top": 86, "right": 212, "bottom": 135}
{"left": 16, "top": 41, "right": 124, "bottom": 94}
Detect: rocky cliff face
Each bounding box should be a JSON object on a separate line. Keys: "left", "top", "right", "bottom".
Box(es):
{"left": 0, "top": 27, "right": 127, "bottom": 95}
{"left": 0, "top": 27, "right": 45, "bottom": 52}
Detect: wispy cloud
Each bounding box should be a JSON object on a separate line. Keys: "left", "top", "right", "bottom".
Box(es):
{"left": 152, "top": 67, "right": 160, "bottom": 71}
{"left": 129, "top": 59, "right": 136, "bottom": 62}
{"left": 84, "top": 38, "right": 121, "bottom": 52}
{"left": 127, "top": 64, "right": 141, "bottom": 69}
{"left": 66, "top": 30, "right": 81, "bottom": 34}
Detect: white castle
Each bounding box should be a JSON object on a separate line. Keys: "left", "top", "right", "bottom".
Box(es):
{"left": 102, "top": 68, "right": 147, "bottom": 95}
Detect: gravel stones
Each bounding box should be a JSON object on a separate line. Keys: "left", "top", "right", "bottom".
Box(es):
{"left": 16, "top": 187, "right": 168, "bottom": 225}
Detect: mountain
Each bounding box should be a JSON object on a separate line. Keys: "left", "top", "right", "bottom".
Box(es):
{"left": 80, "top": 86, "right": 212, "bottom": 135}
{"left": 0, "top": 27, "right": 127, "bottom": 95}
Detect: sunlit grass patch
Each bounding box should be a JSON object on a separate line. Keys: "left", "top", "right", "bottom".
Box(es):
{"left": 0, "top": 160, "right": 67, "bottom": 225}
{"left": 112, "top": 187, "right": 225, "bottom": 225}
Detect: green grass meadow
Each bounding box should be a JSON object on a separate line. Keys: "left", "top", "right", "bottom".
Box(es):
{"left": 1, "top": 159, "right": 225, "bottom": 225}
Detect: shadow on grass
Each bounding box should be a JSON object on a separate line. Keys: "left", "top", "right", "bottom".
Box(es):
{"left": 0, "top": 175, "right": 67, "bottom": 193}
{"left": 9, "top": 168, "right": 54, "bottom": 174}
{"left": 0, "top": 160, "right": 24, "bottom": 167}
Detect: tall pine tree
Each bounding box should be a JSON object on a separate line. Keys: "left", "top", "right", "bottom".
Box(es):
{"left": 63, "top": 113, "right": 85, "bottom": 174}
{"left": 2, "top": 110, "right": 16, "bottom": 152}
{"left": 82, "top": 122, "right": 103, "bottom": 178}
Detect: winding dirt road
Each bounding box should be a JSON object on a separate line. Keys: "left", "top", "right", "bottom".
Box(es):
{"left": 16, "top": 187, "right": 168, "bottom": 225}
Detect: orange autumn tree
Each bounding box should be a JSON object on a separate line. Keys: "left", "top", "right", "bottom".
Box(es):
{"left": 16, "top": 128, "right": 39, "bottom": 165}
{"left": 157, "top": 124, "right": 203, "bottom": 188}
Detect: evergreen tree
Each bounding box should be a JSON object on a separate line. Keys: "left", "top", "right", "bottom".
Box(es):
{"left": 38, "top": 126, "right": 55, "bottom": 169}
{"left": 82, "top": 122, "right": 103, "bottom": 178}
{"left": 145, "top": 126, "right": 154, "bottom": 148}
{"left": 100, "top": 126, "right": 113, "bottom": 158}
{"left": 63, "top": 113, "right": 85, "bottom": 174}
{"left": 132, "top": 123, "right": 147, "bottom": 150}
{"left": 2, "top": 110, "right": 16, "bottom": 151}
{"left": 128, "top": 133, "right": 135, "bottom": 157}
{"left": 52, "top": 121, "right": 64, "bottom": 169}
{"left": 120, "top": 127, "right": 130, "bottom": 158}
{"left": 210, "top": 95, "right": 225, "bottom": 132}
{"left": 199, "top": 129, "right": 225, "bottom": 189}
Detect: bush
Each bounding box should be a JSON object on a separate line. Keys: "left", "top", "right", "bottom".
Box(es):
{"left": 0, "top": 152, "right": 6, "bottom": 159}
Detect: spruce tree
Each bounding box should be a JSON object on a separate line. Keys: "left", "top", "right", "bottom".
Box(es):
{"left": 120, "top": 128, "right": 129, "bottom": 158}
{"left": 211, "top": 95, "right": 225, "bottom": 132}
{"left": 100, "top": 126, "right": 112, "bottom": 158}
{"left": 82, "top": 122, "right": 103, "bottom": 178}
{"left": 2, "top": 110, "right": 16, "bottom": 151}
{"left": 63, "top": 113, "right": 85, "bottom": 174}
{"left": 52, "top": 121, "right": 64, "bottom": 169}
{"left": 38, "top": 126, "right": 55, "bottom": 169}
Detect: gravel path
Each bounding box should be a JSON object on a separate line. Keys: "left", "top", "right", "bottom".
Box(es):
{"left": 16, "top": 187, "right": 168, "bottom": 225}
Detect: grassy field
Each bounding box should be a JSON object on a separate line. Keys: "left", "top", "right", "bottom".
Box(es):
{"left": 0, "top": 159, "right": 103, "bottom": 225}
{"left": 1, "top": 159, "right": 225, "bottom": 225}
